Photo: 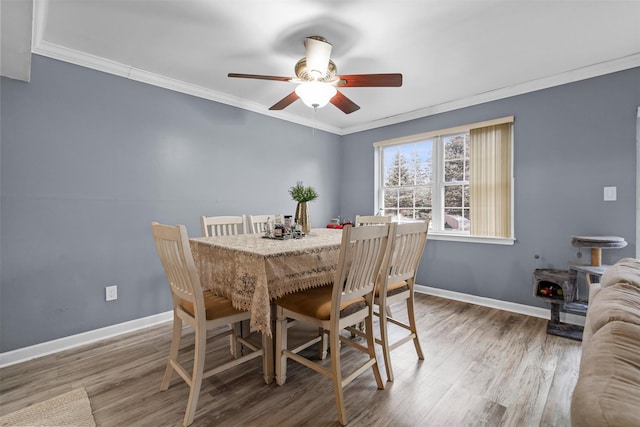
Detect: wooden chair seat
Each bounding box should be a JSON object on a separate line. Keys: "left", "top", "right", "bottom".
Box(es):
{"left": 276, "top": 286, "right": 366, "bottom": 320}
{"left": 180, "top": 291, "right": 244, "bottom": 320}
{"left": 375, "top": 280, "right": 408, "bottom": 297}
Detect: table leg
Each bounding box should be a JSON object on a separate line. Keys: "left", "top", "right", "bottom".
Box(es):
{"left": 261, "top": 304, "right": 276, "bottom": 384}
{"left": 263, "top": 329, "right": 274, "bottom": 384}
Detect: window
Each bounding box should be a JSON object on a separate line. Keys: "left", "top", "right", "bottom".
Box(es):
{"left": 374, "top": 116, "right": 514, "bottom": 244}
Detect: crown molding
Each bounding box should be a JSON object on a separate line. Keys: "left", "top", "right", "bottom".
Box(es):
{"left": 33, "top": 39, "right": 640, "bottom": 137}
{"left": 341, "top": 53, "right": 640, "bottom": 135}
{"left": 31, "top": 0, "right": 640, "bottom": 137}
{"left": 31, "top": 41, "right": 343, "bottom": 135}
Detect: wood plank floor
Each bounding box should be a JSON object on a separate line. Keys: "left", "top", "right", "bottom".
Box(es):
{"left": 0, "top": 294, "right": 582, "bottom": 426}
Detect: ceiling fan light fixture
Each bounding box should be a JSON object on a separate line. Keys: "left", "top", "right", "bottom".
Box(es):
{"left": 295, "top": 81, "right": 337, "bottom": 109}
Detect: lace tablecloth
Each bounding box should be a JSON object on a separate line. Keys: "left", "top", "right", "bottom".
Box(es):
{"left": 189, "top": 228, "right": 343, "bottom": 335}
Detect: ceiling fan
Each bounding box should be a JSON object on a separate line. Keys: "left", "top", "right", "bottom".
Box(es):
{"left": 228, "top": 36, "right": 402, "bottom": 114}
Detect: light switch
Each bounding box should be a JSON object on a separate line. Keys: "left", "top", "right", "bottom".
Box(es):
{"left": 604, "top": 186, "right": 617, "bottom": 201}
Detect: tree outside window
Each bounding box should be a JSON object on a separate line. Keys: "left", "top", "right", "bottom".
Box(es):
{"left": 382, "top": 141, "right": 432, "bottom": 221}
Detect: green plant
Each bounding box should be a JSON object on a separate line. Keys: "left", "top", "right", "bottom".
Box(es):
{"left": 289, "top": 181, "right": 319, "bottom": 203}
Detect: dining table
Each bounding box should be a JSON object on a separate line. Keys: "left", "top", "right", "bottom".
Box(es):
{"left": 189, "top": 228, "right": 343, "bottom": 337}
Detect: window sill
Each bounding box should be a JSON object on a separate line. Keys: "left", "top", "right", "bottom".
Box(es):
{"left": 427, "top": 232, "right": 516, "bottom": 245}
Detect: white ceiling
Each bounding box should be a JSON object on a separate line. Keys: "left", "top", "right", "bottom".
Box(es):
{"left": 3, "top": 0, "right": 640, "bottom": 135}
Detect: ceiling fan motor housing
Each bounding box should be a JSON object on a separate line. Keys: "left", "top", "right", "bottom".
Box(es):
{"left": 294, "top": 58, "right": 337, "bottom": 82}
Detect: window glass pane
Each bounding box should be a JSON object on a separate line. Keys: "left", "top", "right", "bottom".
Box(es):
{"left": 444, "top": 159, "right": 464, "bottom": 182}
{"left": 415, "top": 186, "right": 432, "bottom": 208}
{"left": 463, "top": 184, "right": 470, "bottom": 210}
{"left": 415, "top": 209, "right": 432, "bottom": 221}
{"left": 384, "top": 149, "right": 408, "bottom": 186}
{"left": 444, "top": 183, "right": 469, "bottom": 231}
{"left": 383, "top": 141, "right": 432, "bottom": 186}
{"left": 383, "top": 188, "right": 398, "bottom": 209}
{"left": 444, "top": 212, "right": 469, "bottom": 230}
{"left": 398, "top": 187, "right": 414, "bottom": 208}
{"left": 407, "top": 145, "right": 432, "bottom": 185}
{"left": 444, "top": 185, "right": 463, "bottom": 210}
{"left": 465, "top": 157, "right": 470, "bottom": 181}
{"left": 382, "top": 140, "right": 433, "bottom": 218}
{"left": 443, "top": 133, "right": 470, "bottom": 182}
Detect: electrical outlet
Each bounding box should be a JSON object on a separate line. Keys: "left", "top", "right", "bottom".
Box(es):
{"left": 105, "top": 285, "right": 118, "bottom": 301}
{"left": 604, "top": 186, "right": 617, "bottom": 201}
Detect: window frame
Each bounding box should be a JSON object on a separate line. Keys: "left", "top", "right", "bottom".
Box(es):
{"left": 374, "top": 117, "right": 515, "bottom": 246}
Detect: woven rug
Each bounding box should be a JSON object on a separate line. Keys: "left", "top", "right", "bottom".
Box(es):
{"left": 0, "top": 388, "right": 96, "bottom": 427}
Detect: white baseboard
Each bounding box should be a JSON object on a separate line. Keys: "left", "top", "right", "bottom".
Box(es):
{"left": 0, "top": 311, "right": 173, "bottom": 368}
{"left": 415, "top": 284, "right": 586, "bottom": 327}
{"left": 1, "top": 286, "right": 585, "bottom": 368}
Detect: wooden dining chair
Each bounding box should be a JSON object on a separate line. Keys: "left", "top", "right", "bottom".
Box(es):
{"left": 151, "top": 222, "right": 269, "bottom": 427}
{"left": 354, "top": 214, "right": 392, "bottom": 227}
{"left": 200, "top": 215, "right": 247, "bottom": 354}
{"left": 274, "top": 223, "right": 395, "bottom": 426}
{"left": 374, "top": 220, "right": 429, "bottom": 382}
{"left": 248, "top": 214, "right": 281, "bottom": 234}
{"left": 200, "top": 215, "right": 246, "bottom": 237}
{"left": 351, "top": 214, "right": 394, "bottom": 333}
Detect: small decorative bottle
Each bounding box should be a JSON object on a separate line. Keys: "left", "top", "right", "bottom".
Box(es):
{"left": 265, "top": 217, "right": 273, "bottom": 238}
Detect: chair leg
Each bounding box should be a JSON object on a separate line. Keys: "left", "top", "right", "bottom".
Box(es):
{"left": 318, "top": 327, "right": 328, "bottom": 360}
{"left": 407, "top": 297, "right": 424, "bottom": 360}
{"left": 161, "top": 313, "right": 182, "bottom": 390}
{"left": 350, "top": 321, "right": 365, "bottom": 338}
{"left": 330, "top": 329, "right": 348, "bottom": 426}
{"left": 379, "top": 302, "right": 395, "bottom": 382}
{"left": 275, "top": 307, "right": 288, "bottom": 385}
{"left": 231, "top": 322, "right": 242, "bottom": 358}
{"left": 183, "top": 326, "right": 206, "bottom": 426}
{"left": 365, "top": 313, "right": 385, "bottom": 390}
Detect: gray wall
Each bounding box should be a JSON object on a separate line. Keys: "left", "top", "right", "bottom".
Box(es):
{"left": 1, "top": 55, "right": 638, "bottom": 353}
{"left": 341, "top": 67, "right": 639, "bottom": 306}
{"left": 0, "top": 55, "right": 341, "bottom": 352}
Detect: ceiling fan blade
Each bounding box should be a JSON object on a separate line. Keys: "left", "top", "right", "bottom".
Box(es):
{"left": 336, "top": 73, "right": 403, "bottom": 87}
{"left": 330, "top": 91, "right": 360, "bottom": 114}
{"left": 269, "top": 92, "right": 299, "bottom": 110}
{"left": 228, "top": 73, "right": 292, "bottom": 82}
{"left": 304, "top": 36, "right": 332, "bottom": 76}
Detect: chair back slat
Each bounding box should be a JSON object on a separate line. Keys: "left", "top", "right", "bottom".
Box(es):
{"left": 152, "top": 222, "right": 203, "bottom": 308}
{"left": 354, "top": 215, "right": 392, "bottom": 227}
{"left": 386, "top": 221, "right": 429, "bottom": 285}
{"left": 201, "top": 215, "right": 246, "bottom": 237}
{"left": 248, "top": 214, "right": 281, "bottom": 234}
{"left": 334, "top": 224, "right": 395, "bottom": 306}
